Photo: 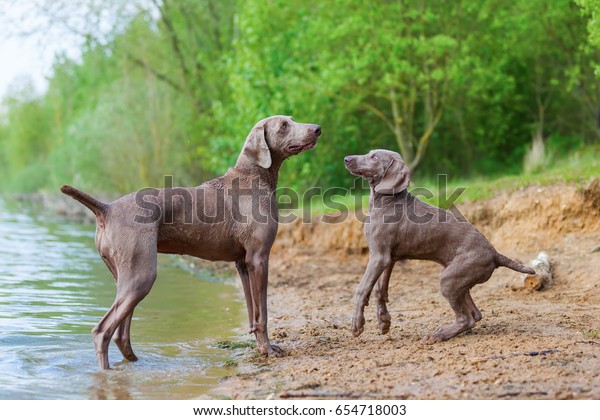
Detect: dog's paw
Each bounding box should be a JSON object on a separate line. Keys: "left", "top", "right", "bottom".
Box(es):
{"left": 378, "top": 320, "right": 391, "bottom": 335}
{"left": 421, "top": 335, "right": 437, "bottom": 345}
{"left": 421, "top": 333, "right": 446, "bottom": 345}
{"left": 377, "top": 309, "right": 392, "bottom": 335}
{"left": 257, "top": 343, "right": 286, "bottom": 358}
{"left": 351, "top": 314, "right": 365, "bottom": 337}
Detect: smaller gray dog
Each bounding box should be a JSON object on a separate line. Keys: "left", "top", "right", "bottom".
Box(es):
{"left": 344, "top": 149, "right": 535, "bottom": 344}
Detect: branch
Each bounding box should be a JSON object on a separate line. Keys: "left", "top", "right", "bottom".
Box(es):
{"left": 409, "top": 61, "right": 451, "bottom": 170}
{"left": 390, "top": 88, "right": 412, "bottom": 160}
{"left": 410, "top": 105, "right": 444, "bottom": 170}
{"left": 176, "top": 1, "right": 208, "bottom": 79}
{"left": 152, "top": 0, "right": 192, "bottom": 84}
{"left": 280, "top": 391, "right": 363, "bottom": 399}
{"left": 207, "top": 0, "right": 223, "bottom": 52}
{"left": 469, "top": 349, "right": 560, "bottom": 364}
{"left": 361, "top": 102, "right": 396, "bottom": 134}
{"left": 123, "top": 51, "right": 184, "bottom": 92}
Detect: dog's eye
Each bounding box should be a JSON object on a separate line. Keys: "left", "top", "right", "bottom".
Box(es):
{"left": 280, "top": 121, "right": 288, "bottom": 131}
{"left": 371, "top": 154, "right": 378, "bottom": 160}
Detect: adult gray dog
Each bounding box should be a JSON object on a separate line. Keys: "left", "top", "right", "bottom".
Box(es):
{"left": 61, "top": 115, "right": 321, "bottom": 369}
{"left": 344, "top": 149, "right": 534, "bottom": 344}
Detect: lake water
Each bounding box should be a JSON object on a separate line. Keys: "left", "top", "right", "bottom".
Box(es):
{"left": 0, "top": 199, "right": 245, "bottom": 399}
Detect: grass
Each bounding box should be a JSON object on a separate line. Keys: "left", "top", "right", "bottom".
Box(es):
{"left": 213, "top": 339, "right": 256, "bottom": 350}
{"left": 223, "top": 359, "right": 239, "bottom": 368}
{"left": 290, "top": 145, "right": 599, "bottom": 217}
{"left": 422, "top": 144, "right": 600, "bottom": 204}
{"left": 581, "top": 329, "right": 600, "bottom": 339}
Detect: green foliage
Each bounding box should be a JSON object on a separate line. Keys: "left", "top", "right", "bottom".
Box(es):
{"left": 1, "top": 81, "right": 52, "bottom": 173}
{"left": 581, "top": 328, "right": 600, "bottom": 339}
{"left": 417, "top": 144, "right": 600, "bottom": 204}
{"left": 212, "top": 339, "right": 255, "bottom": 350}
{"left": 308, "top": 144, "right": 599, "bottom": 218}
{"left": 0, "top": 0, "right": 599, "bottom": 194}
{"left": 577, "top": 0, "right": 600, "bottom": 47}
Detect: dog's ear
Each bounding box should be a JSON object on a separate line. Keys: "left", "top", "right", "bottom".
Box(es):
{"left": 375, "top": 156, "right": 410, "bottom": 194}
{"left": 241, "top": 122, "right": 272, "bottom": 169}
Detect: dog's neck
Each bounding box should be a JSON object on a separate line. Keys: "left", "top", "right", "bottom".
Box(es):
{"left": 369, "top": 188, "right": 409, "bottom": 212}
{"left": 234, "top": 155, "right": 284, "bottom": 191}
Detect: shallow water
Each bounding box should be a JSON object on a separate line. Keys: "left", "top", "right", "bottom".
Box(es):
{"left": 0, "top": 199, "right": 245, "bottom": 399}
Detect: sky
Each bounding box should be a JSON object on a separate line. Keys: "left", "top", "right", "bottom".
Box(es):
{"left": 0, "top": 1, "right": 154, "bottom": 101}
{"left": 0, "top": 31, "right": 56, "bottom": 98}
{"left": 0, "top": 2, "right": 82, "bottom": 100}
{"left": 0, "top": 0, "right": 140, "bottom": 101}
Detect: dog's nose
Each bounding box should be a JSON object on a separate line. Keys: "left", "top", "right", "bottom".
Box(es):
{"left": 344, "top": 156, "right": 353, "bottom": 164}
{"left": 313, "top": 125, "right": 321, "bottom": 136}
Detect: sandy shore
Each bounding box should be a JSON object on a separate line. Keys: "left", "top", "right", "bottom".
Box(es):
{"left": 212, "top": 180, "right": 600, "bottom": 399}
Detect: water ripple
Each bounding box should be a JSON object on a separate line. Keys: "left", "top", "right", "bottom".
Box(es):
{"left": 0, "top": 199, "right": 244, "bottom": 399}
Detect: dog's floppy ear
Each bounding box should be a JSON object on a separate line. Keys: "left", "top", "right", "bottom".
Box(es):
{"left": 375, "top": 156, "right": 410, "bottom": 194}
{"left": 241, "top": 122, "right": 272, "bottom": 168}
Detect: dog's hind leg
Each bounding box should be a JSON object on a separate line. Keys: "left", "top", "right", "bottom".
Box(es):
{"left": 465, "top": 290, "right": 482, "bottom": 322}
{"left": 114, "top": 312, "right": 138, "bottom": 362}
{"left": 423, "top": 259, "right": 493, "bottom": 344}
{"left": 93, "top": 234, "right": 157, "bottom": 369}
{"left": 93, "top": 288, "right": 152, "bottom": 369}
{"left": 423, "top": 287, "right": 474, "bottom": 344}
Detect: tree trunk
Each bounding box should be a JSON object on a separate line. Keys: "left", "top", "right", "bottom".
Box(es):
{"left": 390, "top": 88, "right": 414, "bottom": 164}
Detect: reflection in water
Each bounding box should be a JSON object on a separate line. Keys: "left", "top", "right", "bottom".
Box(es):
{"left": 0, "top": 199, "right": 245, "bottom": 399}
{"left": 89, "top": 372, "right": 134, "bottom": 400}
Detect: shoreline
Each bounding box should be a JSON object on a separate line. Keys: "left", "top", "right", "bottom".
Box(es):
{"left": 5, "top": 180, "right": 600, "bottom": 399}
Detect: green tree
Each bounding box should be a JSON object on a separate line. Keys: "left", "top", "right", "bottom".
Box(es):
{"left": 313, "top": 0, "right": 467, "bottom": 171}
{"left": 0, "top": 0, "right": 597, "bottom": 193}
{"left": 0, "top": 79, "right": 53, "bottom": 188}
{"left": 578, "top": 0, "right": 600, "bottom": 47}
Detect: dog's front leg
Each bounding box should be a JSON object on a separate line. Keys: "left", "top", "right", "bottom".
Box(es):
{"left": 352, "top": 254, "right": 391, "bottom": 337}
{"left": 374, "top": 262, "right": 395, "bottom": 334}
{"left": 246, "top": 250, "right": 285, "bottom": 357}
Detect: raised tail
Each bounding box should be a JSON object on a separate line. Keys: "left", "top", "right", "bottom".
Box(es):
{"left": 495, "top": 253, "right": 535, "bottom": 275}
{"left": 60, "top": 185, "right": 108, "bottom": 219}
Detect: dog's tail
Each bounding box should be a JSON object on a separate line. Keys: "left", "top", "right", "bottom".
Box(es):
{"left": 495, "top": 253, "right": 535, "bottom": 275}
{"left": 60, "top": 185, "right": 108, "bottom": 220}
